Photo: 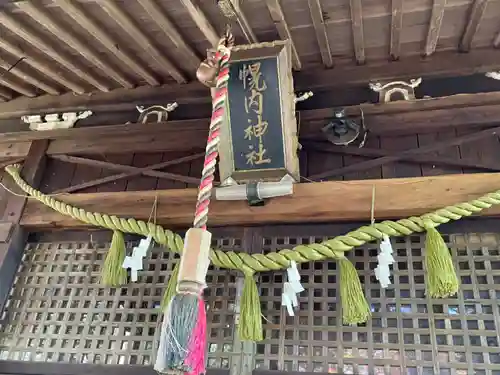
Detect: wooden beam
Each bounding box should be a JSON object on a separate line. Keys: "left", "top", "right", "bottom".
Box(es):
{"left": 0, "top": 49, "right": 500, "bottom": 118}
{"left": 0, "top": 142, "right": 31, "bottom": 159}
{"left": 0, "top": 12, "right": 111, "bottom": 92}
{"left": 53, "top": 152, "right": 204, "bottom": 193}
{"left": 16, "top": 1, "right": 134, "bottom": 89}
{"left": 224, "top": 0, "right": 258, "bottom": 43}
{"left": 20, "top": 173, "right": 500, "bottom": 229}
{"left": 309, "top": 126, "right": 500, "bottom": 180}
{"left": 459, "top": 0, "right": 488, "bottom": 52}
{"left": 307, "top": 0, "right": 333, "bottom": 68}
{"left": 0, "top": 38, "right": 85, "bottom": 94}
{"left": 137, "top": 0, "right": 201, "bottom": 69}
{"left": 0, "top": 85, "right": 12, "bottom": 100}
{"left": 54, "top": 0, "right": 160, "bottom": 86}
{"left": 424, "top": 0, "right": 447, "bottom": 56}
{"left": 349, "top": 0, "right": 365, "bottom": 64}
{"left": 51, "top": 154, "right": 200, "bottom": 185}
{"left": 265, "top": 0, "right": 301, "bottom": 70}
{"left": 0, "top": 72, "right": 37, "bottom": 98}
{"left": 305, "top": 142, "right": 500, "bottom": 171}
{"left": 96, "top": 0, "right": 187, "bottom": 84}
{"left": 179, "top": 0, "right": 219, "bottom": 47}
{"left": 3, "top": 91, "right": 500, "bottom": 154}
{"left": 0, "top": 140, "right": 47, "bottom": 314}
{"left": 0, "top": 56, "right": 59, "bottom": 95}
{"left": 390, "top": 0, "right": 403, "bottom": 60}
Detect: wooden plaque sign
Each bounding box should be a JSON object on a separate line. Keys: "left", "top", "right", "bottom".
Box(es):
{"left": 218, "top": 40, "right": 300, "bottom": 184}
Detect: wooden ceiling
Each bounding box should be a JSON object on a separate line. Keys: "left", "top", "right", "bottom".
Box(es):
{"left": 0, "top": 0, "right": 499, "bottom": 102}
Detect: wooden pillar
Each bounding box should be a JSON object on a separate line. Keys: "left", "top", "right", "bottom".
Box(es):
{"left": 0, "top": 140, "right": 48, "bottom": 314}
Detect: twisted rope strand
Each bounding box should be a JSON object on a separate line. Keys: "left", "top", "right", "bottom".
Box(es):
{"left": 194, "top": 46, "right": 231, "bottom": 230}
{"left": 6, "top": 164, "right": 500, "bottom": 274}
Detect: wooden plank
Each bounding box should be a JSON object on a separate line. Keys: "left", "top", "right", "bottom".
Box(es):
{"left": 265, "top": 0, "right": 301, "bottom": 70}
{"left": 390, "top": 0, "right": 403, "bottom": 60}
{"left": 51, "top": 154, "right": 200, "bottom": 185}
{"left": 0, "top": 12, "right": 110, "bottom": 92}
{"left": 307, "top": 0, "right": 333, "bottom": 68}
{"left": 309, "top": 126, "right": 500, "bottom": 180}
{"left": 96, "top": 0, "right": 187, "bottom": 84}
{"left": 380, "top": 135, "right": 421, "bottom": 178}
{"left": 20, "top": 173, "right": 500, "bottom": 229}
{"left": 0, "top": 55, "right": 59, "bottom": 95}
{"left": 1, "top": 50, "right": 500, "bottom": 119}
{"left": 226, "top": 0, "right": 258, "bottom": 43}
{"left": 95, "top": 154, "right": 134, "bottom": 193}
{"left": 342, "top": 136, "right": 382, "bottom": 180}
{"left": 40, "top": 157, "right": 76, "bottom": 193}
{"left": 125, "top": 152, "right": 164, "bottom": 191}
{"left": 424, "top": 0, "right": 447, "bottom": 56}
{"left": 0, "top": 140, "right": 48, "bottom": 314}
{"left": 418, "top": 130, "right": 462, "bottom": 176}
{"left": 305, "top": 140, "right": 498, "bottom": 172}
{"left": 0, "top": 142, "right": 31, "bottom": 159}
{"left": 179, "top": 0, "right": 219, "bottom": 46}
{"left": 459, "top": 0, "right": 488, "bottom": 52}
{"left": 137, "top": 0, "right": 201, "bottom": 69}
{"left": 349, "top": 0, "right": 365, "bottom": 64}
{"left": 0, "top": 72, "right": 37, "bottom": 98}
{"left": 69, "top": 154, "right": 104, "bottom": 193}
{"left": 54, "top": 0, "right": 159, "bottom": 86}
{"left": 16, "top": 1, "right": 134, "bottom": 89}
{"left": 57, "top": 152, "right": 203, "bottom": 193}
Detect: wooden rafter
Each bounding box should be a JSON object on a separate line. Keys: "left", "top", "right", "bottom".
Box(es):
{"left": 137, "top": 0, "right": 201, "bottom": 68}
{"left": 0, "top": 74, "right": 36, "bottom": 98}
{"left": 21, "top": 173, "right": 500, "bottom": 229}
{"left": 222, "top": 0, "right": 258, "bottom": 43}
{"left": 307, "top": 0, "right": 333, "bottom": 68}
{"left": 0, "top": 12, "right": 111, "bottom": 92}
{"left": 51, "top": 155, "right": 200, "bottom": 185}
{"left": 390, "top": 0, "right": 403, "bottom": 60}
{"left": 349, "top": 0, "right": 365, "bottom": 64}
{"left": 0, "top": 85, "right": 14, "bottom": 100}
{"left": 180, "top": 0, "right": 219, "bottom": 47}
{"left": 459, "top": 0, "right": 488, "bottom": 52}
{"left": 265, "top": 0, "right": 301, "bottom": 70}
{"left": 54, "top": 0, "right": 160, "bottom": 86}
{"left": 0, "top": 37, "right": 86, "bottom": 94}
{"left": 96, "top": 0, "right": 187, "bottom": 84}
{"left": 309, "top": 126, "right": 500, "bottom": 180}
{"left": 52, "top": 153, "right": 205, "bottom": 194}
{"left": 0, "top": 56, "right": 59, "bottom": 95}
{"left": 424, "top": 0, "right": 447, "bottom": 56}
{"left": 16, "top": 1, "right": 134, "bottom": 89}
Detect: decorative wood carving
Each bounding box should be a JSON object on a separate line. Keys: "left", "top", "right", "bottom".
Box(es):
{"left": 136, "top": 103, "right": 178, "bottom": 123}
{"left": 369, "top": 78, "right": 422, "bottom": 103}
{"left": 486, "top": 71, "right": 500, "bottom": 80}
{"left": 22, "top": 111, "right": 92, "bottom": 131}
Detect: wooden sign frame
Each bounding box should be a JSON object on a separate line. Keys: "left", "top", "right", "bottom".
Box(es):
{"left": 218, "top": 40, "right": 300, "bottom": 184}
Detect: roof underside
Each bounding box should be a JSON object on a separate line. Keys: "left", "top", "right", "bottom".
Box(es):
{"left": 0, "top": 0, "right": 499, "bottom": 102}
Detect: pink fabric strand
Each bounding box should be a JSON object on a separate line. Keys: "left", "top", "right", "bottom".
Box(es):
{"left": 185, "top": 297, "right": 207, "bottom": 375}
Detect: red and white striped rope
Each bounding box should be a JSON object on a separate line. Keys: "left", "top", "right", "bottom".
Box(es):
{"left": 193, "top": 44, "right": 231, "bottom": 230}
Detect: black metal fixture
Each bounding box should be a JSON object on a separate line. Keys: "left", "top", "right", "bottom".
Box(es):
{"left": 322, "top": 108, "right": 367, "bottom": 147}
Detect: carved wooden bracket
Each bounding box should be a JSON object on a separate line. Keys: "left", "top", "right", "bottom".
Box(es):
{"left": 136, "top": 103, "right": 178, "bottom": 123}
{"left": 22, "top": 111, "right": 92, "bottom": 131}
{"left": 486, "top": 71, "right": 500, "bottom": 80}
{"left": 369, "top": 78, "right": 422, "bottom": 103}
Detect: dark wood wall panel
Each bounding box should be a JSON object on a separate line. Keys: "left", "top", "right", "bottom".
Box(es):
{"left": 95, "top": 154, "right": 134, "bottom": 193}
{"left": 36, "top": 131, "right": 500, "bottom": 193}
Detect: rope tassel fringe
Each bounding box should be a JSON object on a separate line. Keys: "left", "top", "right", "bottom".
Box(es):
{"left": 239, "top": 273, "right": 263, "bottom": 341}
{"left": 100, "top": 230, "right": 128, "bottom": 287}
{"left": 339, "top": 257, "right": 371, "bottom": 325}
{"left": 424, "top": 225, "right": 460, "bottom": 298}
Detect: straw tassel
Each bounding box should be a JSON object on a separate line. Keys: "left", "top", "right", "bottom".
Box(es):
{"left": 339, "top": 257, "right": 371, "bottom": 325}
{"left": 100, "top": 230, "right": 128, "bottom": 287}
{"left": 238, "top": 273, "right": 263, "bottom": 341}
{"left": 424, "top": 224, "right": 460, "bottom": 298}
